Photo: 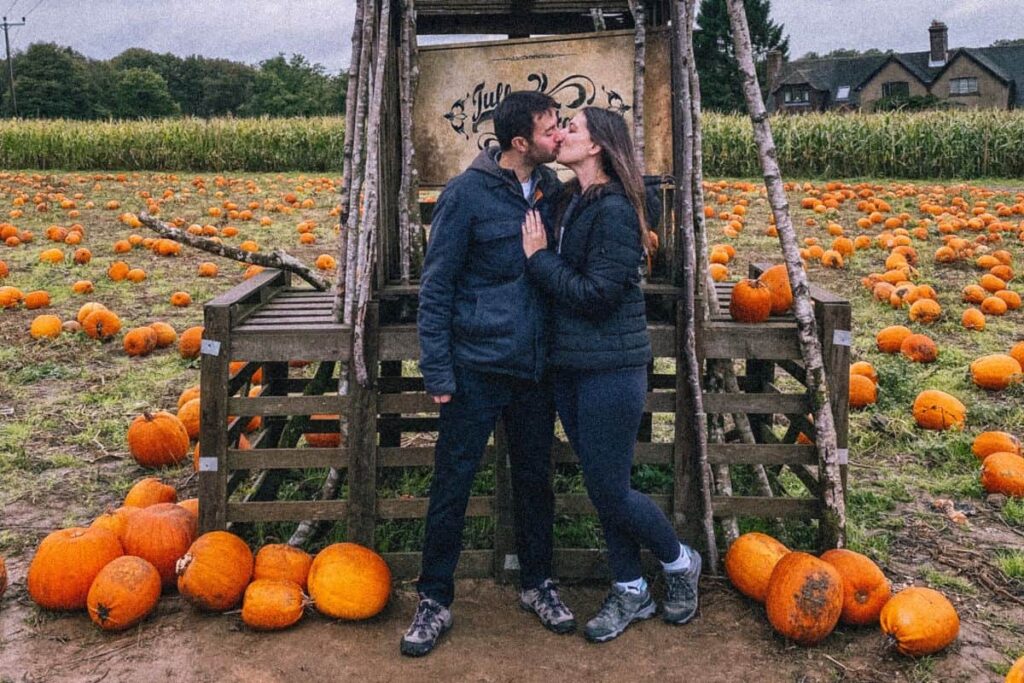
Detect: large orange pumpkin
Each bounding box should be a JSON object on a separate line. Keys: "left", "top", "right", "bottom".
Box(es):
{"left": 308, "top": 542, "right": 391, "bottom": 620}
{"left": 729, "top": 279, "right": 772, "bottom": 323}
{"left": 82, "top": 309, "right": 122, "bottom": 341}
{"left": 90, "top": 506, "right": 141, "bottom": 544}
{"left": 121, "top": 503, "right": 196, "bottom": 587}
{"left": 880, "top": 586, "right": 959, "bottom": 656}
{"left": 27, "top": 527, "right": 124, "bottom": 610}
{"left": 179, "top": 326, "right": 204, "bottom": 359}
{"left": 764, "top": 552, "right": 843, "bottom": 646}
{"left": 1006, "top": 656, "right": 1024, "bottom": 683}
{"left": 176, "top": 531, "right": 254, "bottom": 611}
{"left": 980, "top": 452, "right": 1024, "bottom": 497}
{"left": 971, "top": 431, "right": 1021, "bottom": 461}
{"left": 848, "top": 374, "right": 877, "bottom": 409}
{"left": 127, "top": 411, "right": 190, "bottom": 468}
{"left": 124, "top": 477, "right": 177, "bottom": 508}
{"left": 820, "top": 549, "right": 891, "bottom": 626}
{"left": 254, "top": 544, "right": 314, "bottom": 591}
{"left": 911, "top": 390, "right": 966, "bottom": 431}
{"left": 86, "top": 555, "right": 162, "bottom": 631}
{"left": 724, "top": 532, "right": 790, "bottom": 603}
{"left": 969, "top": 354, "right": 1023, "bottom": 391}
{"left": 757, "top": 264, "right": 793, "bottom": 315}
{"left": 876, "top": 325, "right": 912, "bottom": 354}
{"left": 899, "top": 333, "right": 938, "bottom": 363}
{"left": 177, "top": 397, "right": 201, "bottom": 440}
{"left": 242, "top": 579, "right": 306, "bottom": 631}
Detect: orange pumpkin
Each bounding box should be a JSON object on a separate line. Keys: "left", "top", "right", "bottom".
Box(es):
{"left": 76, "top": 301, "right": 108, "bottom": 325}
{"left": 960, "top": 307, "right": 986, "bottom": 331}
{"left": 308, "top": 543, "right": 391, "bottom": 620}
{"left": 0, "top": 555, "right": 6, "bottom": 598}
{"left": 178, "top": 385, "right": 201, "bottom": 411}
{"left": 758, "top": 264, "right": 793, "bottom": 315}
{"left": 849, "top": 361, "right": 878, "bottom": 385}
{"left": 729, "top": 279, "right": 772, "bottom": 323}
{"left": 907, "top": 298, "right": 941, "bottom": 324}
{"left": 880, "top": 586, "right": 959, "bottom": 656}
{"left": 179, "top": 326, "right": 204, "bottom": 359}
{"left": 962, "top": 284, "right": 987, "bottom": 304}
{"left": 254, "top": 544, "right": 314, "bottom": 591}
{"left": 724, "top": 532, "right": 791, "bottom": 603}
{"left": 1012, "top": 341, "right": 1024, "bottom": 370}
{"left": 820, "top": 549, "right": 891, "bottom": 626}
{"left": 90, "top": 506, "right": 141, "bottom": 544}
{"left": 969, "top": 354, "right": 1023, "bottom": 391}
{"left": 27, "top": 527, "right": 124, "bottom": 610}
{"left": 1007, "top": 655, "right": 1024, "bottom": 683}
{"left": 912, "top": 390, "right": 966, "bottom": 431}
{"left": 899, "top": 333, "right": 938, "bottom": 363}
{"left": 123, "top": 326, "right": 158, "bottom": 357}
{"left": 981, "top": 295, "right": 1008, "bottom": 316}
{"left": 148, "top": 321, "right": 177, "bottom": 348}
{"left": 170, "top": 291, "right": 192, "bottom": 307}
{"left": 121, "top": 503, "right": 197, "bottom": 587}
{"left": 971, "top": 431, "right": 1021, "bottom": 461}
{"left": 848, "top": 374, "right": 877, "bottom": 409}
{"left": 83, "top": 309, "right": 122, "bottom": 341}
{"left": 127, "top": 411, "right": 190, "bottom": 468}
{"left": 980, "top": 452, "right": 1024, "bottom": 497}
{"left": 242, "top": 579, "right": 306, "bottom": 631}
{"left": 197, "top": 262, "right": 218, "bottom": 277}
{"left": 124, "top": 477, "right": 177, "bottom": 508}
{"left": 304, "top": 415, "right": 344, "bottom": 448}
{"left": 86, "top": 556, "right": 162, "bottom": 631}
{"left": 876, "top": 325, "right": 912, "bottom": 354}
{"left": 177, "top": 397, "right": 201, "bottom": 440}
{"left": 23, "top": 290, "right": 50, "bottom": 310}
{"left": 176, "top": 531, "right": 254, "bottom": 611}
{"left": 764, "top": 552, "right": 843, "bottom": 646}
{"left": 29, "top": 314, "right": 62, "bottom": 339}
{"left": 107, "top": 260, "right": 130, "bottom": 281}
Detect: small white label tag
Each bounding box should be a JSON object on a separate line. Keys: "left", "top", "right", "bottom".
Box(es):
{"left": 832, "top": 330, "right": 852, "bottom": 347}
{"left": 200, "top": 339, "right": 221, "bottom": 356}
{"left": 503, "top": 554, "right": 521, "bottom": 571}
{"left": 198, "top": 457, "right": 219, "bottom": 472}
{"left": 837, "top": 448, "right": 849, "bottom": 465}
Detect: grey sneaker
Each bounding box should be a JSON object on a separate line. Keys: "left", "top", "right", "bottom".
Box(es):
{"left": 400, "top": 597, "right": 453, "bottom": 657}
{"left": 662, "top": 546, "right": 702, "bottom": 625}
{"left": 583, "top": 585, "right": 656, "bottom": 643}
{"left": 519, "top": 578, "right": 576, "bottom": 634}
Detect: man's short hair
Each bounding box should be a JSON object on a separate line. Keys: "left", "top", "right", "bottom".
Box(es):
{"left": 493, "top": 91, "right": 558, "bottom": 151}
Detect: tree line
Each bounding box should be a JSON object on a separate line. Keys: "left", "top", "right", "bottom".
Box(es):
{"left": 0, "top": 44, "right": 347, "bottom": 119}
{"left": 0, "top": 0, "right": 794, "bottom": 119}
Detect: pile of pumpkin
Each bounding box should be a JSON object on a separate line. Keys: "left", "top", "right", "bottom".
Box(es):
{"left": 18, "top": 477, "right": 391, "bottom": 632}
{"left": 728, "top": 263, "right": 793, "bottom": 323}
{"left": 724, "top": 532, "right": 959, "bottom": 656}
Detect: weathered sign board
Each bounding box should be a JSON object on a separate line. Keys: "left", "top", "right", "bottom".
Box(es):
{"left": 414, "top": 28, "right": 672, "bottom": 188}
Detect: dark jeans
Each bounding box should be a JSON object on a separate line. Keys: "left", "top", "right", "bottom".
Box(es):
{"left": 553, "top": 366, "right": 680, "bottom": 582}
{"left": 418, "top": 365, "right": 556, "bottom": 607}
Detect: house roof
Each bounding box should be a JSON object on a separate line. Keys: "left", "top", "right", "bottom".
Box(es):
{"left": 771, "top": 43, "right": 1024, "bottom": 108}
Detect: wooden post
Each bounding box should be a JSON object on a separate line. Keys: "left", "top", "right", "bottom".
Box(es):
{"left": 198, "top": 303, "right": 232, "bottom": 532}
{"left": 493, "top": 421, "right": 516, "bottom": 584}
{"left": 346, "top": 301, "right": 381, "bottom": 546}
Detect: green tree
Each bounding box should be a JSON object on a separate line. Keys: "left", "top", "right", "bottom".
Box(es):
{"left": 107, "top": 68, "right": 180, "bottom": 119}
{"left": 1, "top": 42, "right": 100, "bottom": 118}
{"left": 693, "top": 0, "right": 789, "bottom": 112}
{"left": 990, "top": 38, "right": 1024, "bottom": 47}
{"left": 241, "top": 54, "right": 335, "bottom": 117}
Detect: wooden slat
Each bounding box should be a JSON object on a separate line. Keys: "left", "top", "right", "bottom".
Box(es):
{"left": 701, "top": 322, "right": 802, "bottom": 360}
{"left": 226, "top": 448, "right": 348, "bottom": 470}
{"left": 706, "top": 443, "right": 817, "bottom": 465}
{"left": 378, "top": 391, "right": 676, "bottom": 415}
{"left": 382, "top": 550, "right": 493, "bottom": 580}
{"left": 236, "top": 315, "right": 339, "bottom": 326}
{"left": 711, "top": 496, "right": 820, "bottom": 518}
{"left": 227, "top": 500, "right": 348, "bottom": 522}
{"left": 377, "top": 445, "right": 497, "bottom": 467}
{"left": 379, "top": 324, "right": 420, "bottom": 361}
{"left": 555, "top": 493, "right": 670, "bottom": 515}
{"left": 231, "top": 328, "right": 352, "bottom": 362}
{"left": 206, "top": 268, "right": 286, "bottom": 309}
{"left": 228, "top": 394, "right": 348, "bottom": 416}
{"left": 377, "top": 496, "right": 493, "bottom": 519}
{"left": 702, "top": 392, "right": 811, "bottom": 414}
{"left": 649, "top": 323, "right": 675, "bottom": 357}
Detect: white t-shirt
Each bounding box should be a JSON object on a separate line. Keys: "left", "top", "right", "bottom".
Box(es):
{"left": 521, "top": 176, "right": 536, "bottom": 200}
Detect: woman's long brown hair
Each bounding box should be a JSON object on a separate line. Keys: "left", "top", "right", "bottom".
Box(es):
{"left": 574, "top": 106, "right": 651, "bottom": 252}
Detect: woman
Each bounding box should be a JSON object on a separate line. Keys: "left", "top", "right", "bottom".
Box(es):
{"left": 521, "top": 107, "right": 701, "bottom": 643}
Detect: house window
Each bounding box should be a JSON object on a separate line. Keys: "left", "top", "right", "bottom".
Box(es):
{"left": 882, "top": 81, "right": 910, "bottom": 99}
{"left": 784, "top": 87, "right": 810, "bottom": 104}
{"left": 949, "top": 77, "right": 979, "bottom": 95}
{"left": 836, "top": 86, "right": 851, "bottom": 100}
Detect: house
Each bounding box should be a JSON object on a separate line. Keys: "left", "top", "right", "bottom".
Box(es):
{"left": 767, "top": 21, "right": 1024, "bottom": 113}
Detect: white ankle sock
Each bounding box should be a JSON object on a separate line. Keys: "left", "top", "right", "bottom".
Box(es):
{"left": 661, "top": 543, "right": 691, "bottom": 573}
{"left": 614, "top": 577, "right": 648, "bottom": 595}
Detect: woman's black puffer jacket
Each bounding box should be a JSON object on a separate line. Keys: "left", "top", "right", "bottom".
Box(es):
{"left": 525, "top": 181, "right": 652, "bottom": 371}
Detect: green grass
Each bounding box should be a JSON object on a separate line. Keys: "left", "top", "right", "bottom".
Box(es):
{"left": 922, "top": 569, "right": 977, "bottom": 596}
{"left": 1002, "top": 498, "right": 1024, "bottom": 527}
{"left": 995, "top": 550, "right": 1024, "bottom": 582}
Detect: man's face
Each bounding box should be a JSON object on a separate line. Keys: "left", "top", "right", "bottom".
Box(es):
{"left": 523, "top": 109, "right": 563, "bottom": 165}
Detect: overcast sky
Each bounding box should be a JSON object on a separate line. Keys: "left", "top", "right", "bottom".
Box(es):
{"left": 3, "top": 0, "right": 1021, "bottom": 74}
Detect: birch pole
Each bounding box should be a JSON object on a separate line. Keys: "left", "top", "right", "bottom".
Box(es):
{"left": 724, "top": 0, "right": 845, "bottom": 547}
{"left": 338, "top": 0, "right": 367, "bottom": 237}
{"left": 673, "top": 0, "right": 717, "bottom": 570}
{"left": 627, "top": 0, "right": 645, "bottom": 169}
{"left": 397, "top": 0, "right": 423, "bottom": 284}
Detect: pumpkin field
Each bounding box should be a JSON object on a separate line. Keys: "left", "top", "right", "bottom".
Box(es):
{"left": 1, "top": 167, "right": 1023, "bottom": 681}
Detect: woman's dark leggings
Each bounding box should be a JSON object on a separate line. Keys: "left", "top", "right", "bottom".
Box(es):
{"left": 553, "top": 366, "right": 681, "bottom": 582}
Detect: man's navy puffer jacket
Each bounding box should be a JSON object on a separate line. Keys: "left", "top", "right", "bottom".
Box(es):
{"left": 525, "top": 181, "right": 653, "bottom": 371}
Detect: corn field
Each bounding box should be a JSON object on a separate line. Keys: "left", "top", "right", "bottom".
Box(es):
{"left": 1, "top": 110, "right": 1024, "bottom": 177}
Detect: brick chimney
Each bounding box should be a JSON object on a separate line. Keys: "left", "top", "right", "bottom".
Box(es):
{"left": 766, "top": 49, "right": 783, "bottom": 92}
{"left": 929, "top": 20, "right": 948, "bottom": 67}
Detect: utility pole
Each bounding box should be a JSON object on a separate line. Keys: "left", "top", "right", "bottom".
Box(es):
{"left": 1, "top": 16, "right": 25, "bottom": 117}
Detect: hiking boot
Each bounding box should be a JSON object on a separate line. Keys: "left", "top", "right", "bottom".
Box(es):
{"left": 583, "top": 585, "right": 656, "bottom": 643}
{"left": 519, "top": 578, "right": 576, "bottom": 634}
{"left": 662, "top": 546, "right": 702, "bottom": 625}
{"left": 400, "top": 597, "right": 453, "bottom": 657}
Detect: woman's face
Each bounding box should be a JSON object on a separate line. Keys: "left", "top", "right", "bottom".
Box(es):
{"left": 556, "top": 112, "right": 598, "bottom": 167}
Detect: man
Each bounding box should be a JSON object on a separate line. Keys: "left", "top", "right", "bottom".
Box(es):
{"left": 403, "top": 91, "right": 573, "bottom": 657}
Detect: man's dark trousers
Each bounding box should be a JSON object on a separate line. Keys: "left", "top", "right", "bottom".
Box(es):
{"left": 417, "top": 365, "right": 555, "bottom": 608}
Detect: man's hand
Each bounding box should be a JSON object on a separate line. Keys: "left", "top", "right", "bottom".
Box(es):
{"left": 432, "top": 394, "right": 452, "bottom": 404}
{"left": 522, "top": 209, "right": 547, "bottom": 258}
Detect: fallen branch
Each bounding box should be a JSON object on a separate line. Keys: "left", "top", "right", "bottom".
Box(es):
{"left": 137, "top": 212, "right": 329, "bottom": 291}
